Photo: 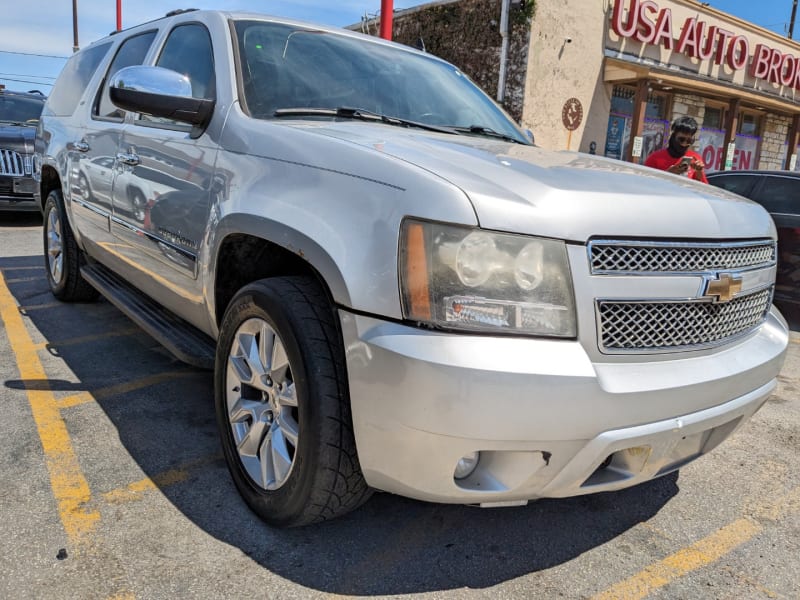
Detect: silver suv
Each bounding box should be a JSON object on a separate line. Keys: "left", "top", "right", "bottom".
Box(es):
{"left": 35, "top": 9, "right": 789, "bottom": 526}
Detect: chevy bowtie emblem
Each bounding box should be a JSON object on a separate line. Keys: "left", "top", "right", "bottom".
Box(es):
{"left": 702, "top": 273, "right": 743, "bottom": 303}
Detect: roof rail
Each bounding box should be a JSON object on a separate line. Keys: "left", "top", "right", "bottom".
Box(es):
{"left": 165, "top": 8, "right": 198, "bottom": 17}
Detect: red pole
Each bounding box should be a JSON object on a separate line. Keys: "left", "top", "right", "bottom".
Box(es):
{"left": 380, "top": 0, "right": 393, "bottom": 40}
{"left": 116, "top": 0, "right": 122, "bottom": 31}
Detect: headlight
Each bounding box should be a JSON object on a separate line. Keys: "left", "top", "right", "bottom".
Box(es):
{"left": 400, "top": 219, "right": 576, "bottom": 337}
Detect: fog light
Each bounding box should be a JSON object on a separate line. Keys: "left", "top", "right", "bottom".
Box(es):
{"left": 454, "top": 451, "right": 480, "bottom": 480}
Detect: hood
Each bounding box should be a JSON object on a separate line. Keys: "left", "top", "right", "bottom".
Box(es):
{"left": 293, "top": 122, "right": 774, "bottom": 243}
{"left": 0, "top": 123, "right": 35, "bottom": 155}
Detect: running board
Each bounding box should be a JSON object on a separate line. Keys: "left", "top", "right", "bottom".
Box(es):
{"left": 80, "top": 263, "right": 216, "bottom": 369}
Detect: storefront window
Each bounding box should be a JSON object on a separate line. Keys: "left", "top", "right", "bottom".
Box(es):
{"left": 704, "top": 106, "right": 724, "bottom": 129}
{"left": 738, "top": 112, "right": 761, "bottom": 136}
{"left": 610, "top": 86, "right": 635, "bottom": 116}
{"left": 606, "top": 86, "right": 667, "bottom": 161}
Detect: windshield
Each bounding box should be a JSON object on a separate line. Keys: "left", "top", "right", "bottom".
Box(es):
{"left": 0, "top": 94, "right": 45, "bottom": 124}
{"left": 233, "top": 20, "right": 529, "bottom": 144}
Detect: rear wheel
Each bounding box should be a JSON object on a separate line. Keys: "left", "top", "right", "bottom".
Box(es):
{"left": 43, "top": 189, "right": 98, "bottom": 302}
{"left": 215, "top": 276, "right": 371, "bottom": 526}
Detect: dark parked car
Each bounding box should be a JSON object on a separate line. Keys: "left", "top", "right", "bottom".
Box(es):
{"left": 0, "top": 88, "right": 45, "bottom": 211}
{"left": 707, "top": 170, "right": 800, "bottom": 314}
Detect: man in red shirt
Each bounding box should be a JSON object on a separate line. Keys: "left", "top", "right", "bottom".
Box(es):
{"left": 644, "top": 116, "right": 708, "bottom": 183}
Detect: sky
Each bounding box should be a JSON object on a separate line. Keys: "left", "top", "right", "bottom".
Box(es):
{"left": 0, "top": 1, "right": 798, "bottom": 94}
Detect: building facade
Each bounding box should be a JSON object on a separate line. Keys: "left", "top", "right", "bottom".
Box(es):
{"left": 371, "top": 0, "right": 800, "bottom": 171}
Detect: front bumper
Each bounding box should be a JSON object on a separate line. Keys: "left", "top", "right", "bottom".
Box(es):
{"left": 340, "top": 308, "right": 788, "bottom": 505}
{"left": 0, "top": 175, "right": 38, "bottom": 211}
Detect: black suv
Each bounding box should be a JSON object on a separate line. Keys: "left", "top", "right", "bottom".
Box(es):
{"left": 707, "top": 170, "right": 800, "bottom": 315}
{"left": 0, "top": 88, "right": 46, "bottom": 211}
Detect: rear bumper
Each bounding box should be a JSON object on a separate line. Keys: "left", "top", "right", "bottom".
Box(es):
{"left": 340, "top": 309, "right": 788, "bottom": 505}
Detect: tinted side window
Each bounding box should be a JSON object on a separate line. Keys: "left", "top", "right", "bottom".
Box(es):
{"left": 709, "top": 174, "right": 759, "bottom": 198}
{"left": 155, "top": 24, "right": 215, "bottom": 100}
{"left": 46, "top": 42, "right": 112, "bottom": 116}
{"left": 135, "top": 24, "right": 215, "bottom": 129}
{"left": 94, "top": 31, "right": 157, "bottom": 120}
{"left": 751, "top": 176, "right": 800, "bottom": 214}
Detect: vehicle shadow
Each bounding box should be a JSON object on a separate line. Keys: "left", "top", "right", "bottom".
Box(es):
{"left": 0, "top": 212, "right": 42, "bottom": 227}
{"left": 0, "top": 253, "right": 696, "bottom": 594}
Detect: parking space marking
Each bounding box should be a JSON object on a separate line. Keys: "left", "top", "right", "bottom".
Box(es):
{"left": 592, "top": 485, "right": 800, "bottom": 600}
{"left": 58, "top": 370, "right": 199, "bottom": 409}
{"left": 0, "top": 271, "right": 100, "bottom": 545}
{"left": 101, "top": 454, "right": 222, "bottom": 504}
{"left": 0, "top": 265, "right": 44, "bottom": 271}
{"left": 34, "top": 326, "right": 142, "bottom": 351}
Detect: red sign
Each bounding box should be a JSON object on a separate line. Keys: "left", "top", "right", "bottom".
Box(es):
{"left": 611, "top": 0, "right": 800, "bottom": 91}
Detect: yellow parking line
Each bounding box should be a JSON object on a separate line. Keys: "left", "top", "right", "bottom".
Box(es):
{"left": 59, "top": 370, "right": 198, "bottom": 409}
{"left": 591, "top": 485, "right": 800, "bottom": 600}
{"left": 101, "top": 454, "right": 221, "bottom": 504}
{"left": 592, "top": 519, "right": 759, "bottom": 600}
{"left": 34, "top": 326, "right": 142, "bottom": 351}
{"left": 103, "top": 468, "right": 190, "bottom": 504}
{"left": 0, "top": 271, "right": 99, "bottom": 545}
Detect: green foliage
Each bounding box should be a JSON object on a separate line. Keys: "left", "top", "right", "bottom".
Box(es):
{"left": 511, "top": 0, "right": 536, "bottom": 27}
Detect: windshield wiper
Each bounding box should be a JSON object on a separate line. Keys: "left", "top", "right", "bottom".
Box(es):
{"left": 273, "top": 107, "right": 457, "bottom": 134}
{"left": 451, "top": 125, "right": 527, "bottom": 144}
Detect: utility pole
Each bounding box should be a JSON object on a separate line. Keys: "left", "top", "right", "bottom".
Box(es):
{"left": 380, "top": 0, "right": 393, "bottom": 40}
{"left": 72, "top": 0, "right": 79, "bottom": 52}
{"left": 790, "top": 0, "right": 798, "bottom": 39}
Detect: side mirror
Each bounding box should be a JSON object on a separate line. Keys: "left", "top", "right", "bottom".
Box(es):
{"left": 525, "top": 129, "right": 535, "bottom": 145}
{"left": 109, "top": 65, "right": 214, "bottom": 132}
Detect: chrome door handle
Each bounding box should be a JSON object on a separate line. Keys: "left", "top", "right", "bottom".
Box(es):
{"left": 116, "top": 152, "right": 140, "bottom": 166}
{"left": 70, "top": 141, "right": 90, "bottom": 152}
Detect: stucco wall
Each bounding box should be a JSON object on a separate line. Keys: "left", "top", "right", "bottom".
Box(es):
{"left": 522, "top": 0, "right": 609, "bottom": 153}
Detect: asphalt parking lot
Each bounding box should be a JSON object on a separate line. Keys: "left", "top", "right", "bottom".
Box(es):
{"left": 1, "top": 211, "right": 799, "bottom": 600}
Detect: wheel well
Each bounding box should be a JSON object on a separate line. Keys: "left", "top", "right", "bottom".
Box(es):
{"left": 214, "top": 234, "right": 332, "bottom": 325}
{"left": 39, "top": 166, "right": 61, "bottom": 211}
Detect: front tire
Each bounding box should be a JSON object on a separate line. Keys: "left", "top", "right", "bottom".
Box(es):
{"left": 215, "top": 276, "right": 371, "bottom": 527}
{"left": 43, "top": 189, "right": 98, "bottom": 302}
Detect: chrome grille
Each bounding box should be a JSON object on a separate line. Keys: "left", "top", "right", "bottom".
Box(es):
{"left": 598, "top": 287, "right": 773, "bottom": 352}
{"left": 0, "top": 149, "right": 25, "bottom": 176}
{"left": 590, "top": 240, "right": 776, "bottom": 273}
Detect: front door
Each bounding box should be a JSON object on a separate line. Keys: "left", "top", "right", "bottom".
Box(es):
{"left": 109, "top": 22, "right": 218, "bottom": 321}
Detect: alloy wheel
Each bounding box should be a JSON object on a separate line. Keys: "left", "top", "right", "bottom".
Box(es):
{"left": 226, "top": 317, "right": 299, "bottom": 490}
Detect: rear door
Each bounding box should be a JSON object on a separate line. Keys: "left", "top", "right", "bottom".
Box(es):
{"left": 74, "top": 30, "right": 157, "bottom": 243}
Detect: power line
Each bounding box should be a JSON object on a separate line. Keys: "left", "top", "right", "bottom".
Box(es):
{"left": 0, "top": 76, "right": 54, "bottom": 88}
{"left": 0, "top": 49, "right": 69, "bottom": 60}
{"left": 0, "top": 72, "right": 57, "bottom": 80}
